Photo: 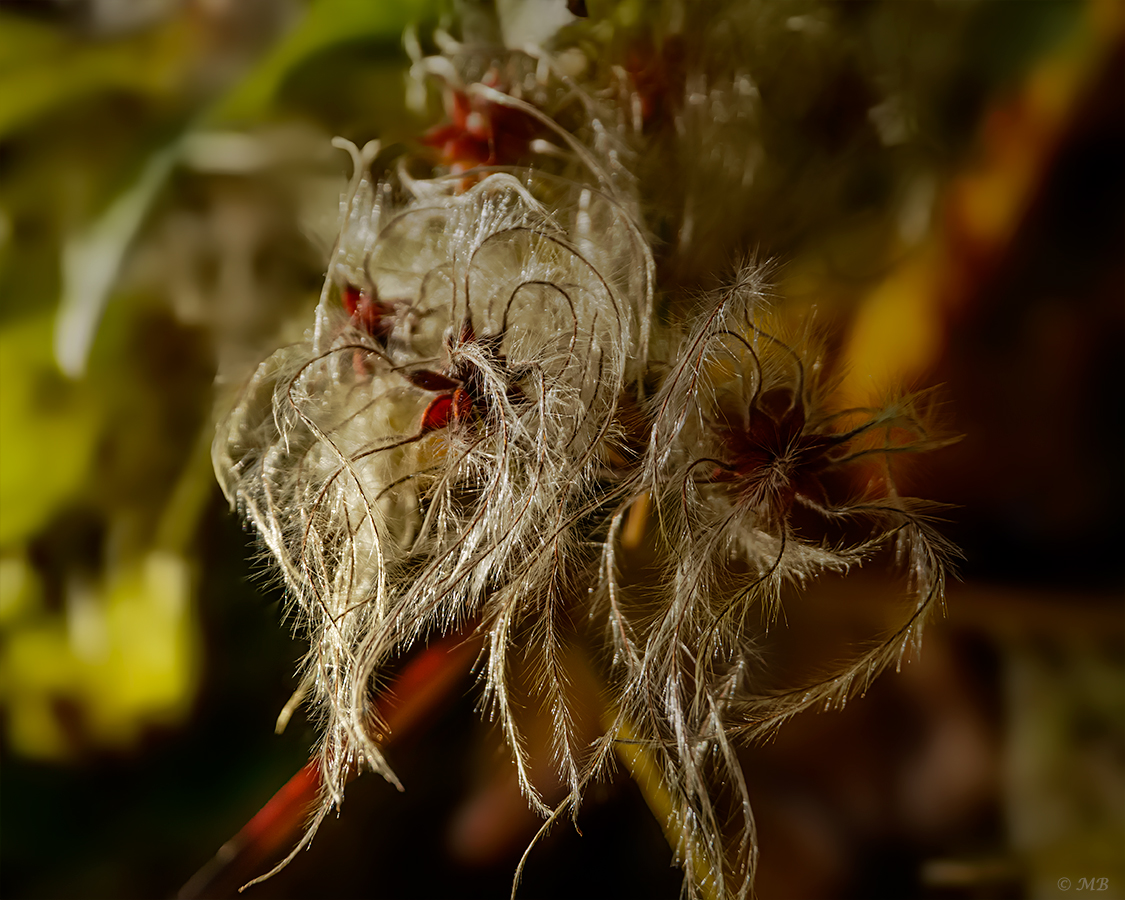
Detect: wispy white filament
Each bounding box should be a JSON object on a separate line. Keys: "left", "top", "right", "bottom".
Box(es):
{"left": 213, "top": 30, "right": 955, "bottom": 900}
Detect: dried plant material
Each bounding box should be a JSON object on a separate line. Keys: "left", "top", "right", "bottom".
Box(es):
{"left": 601, "top": 270, "right": 957, "bottom": 896}
{"left": 215, "top": 64, "right": 655, "bottom": 873}
{"left": 213, "top": 8, "right": 955, "bottom": 899}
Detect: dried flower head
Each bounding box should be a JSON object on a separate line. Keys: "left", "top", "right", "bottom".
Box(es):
{"left": 212, "top": 13, "right": 956, "bottom": 899}
{"left": 215, "top": 66, "right": 656, "bottom": 863}
{"left": 599, "top": 267, "right": 957, "bottom": 897}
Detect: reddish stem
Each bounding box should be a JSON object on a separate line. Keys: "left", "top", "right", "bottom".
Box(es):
{"left": 179, "top": 631, "right": 482, "bottom": 899}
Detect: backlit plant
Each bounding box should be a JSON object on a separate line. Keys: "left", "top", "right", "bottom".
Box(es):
{"left": 213, "top": 5, "right": 956, "bottom": 897}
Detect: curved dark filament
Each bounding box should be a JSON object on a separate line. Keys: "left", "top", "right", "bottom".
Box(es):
{"left": 501, "top": 279, "right": 580, "bottom": 372}
{"left": 414, "top": 263, "right": 458, "bottom": 321}
{"left": 681, "top": 456, "right": 737, "bottom": 531}
{"left": 373, "top": 204, "right": 455, "bottom": 263}
{"left": 700, "top": 524, "right": 790, "bottom": 667}
{"left": 469, "top": 226, "right": 625, "bottom": 341}
{"left": 466, "top": 223, "right": 627, "bottom": 474}
{"left": 731, "top": 298, "right": 807, "bottom": 413}
{"left": 707, "top": 329, "right": 764, "bottom": 427}
{"left": 463, "top": 223, "right": 616, "bottom": 470}
{"left": 732, "top": 515, "right": 946, "bottom": 740}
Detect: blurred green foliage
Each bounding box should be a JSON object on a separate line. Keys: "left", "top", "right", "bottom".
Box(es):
{"left": 0, "top": 0, "right": 440, "bottom": 762}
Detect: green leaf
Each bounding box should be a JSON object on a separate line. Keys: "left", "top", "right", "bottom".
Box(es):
{"left": 212, "top": 0, "right": 441, "bottom": 123}
{"left": 55, "top": 137, "right": 183, "bottom": 378}
{"left": 0, "top": 13, "right": 195, "bottom": 137}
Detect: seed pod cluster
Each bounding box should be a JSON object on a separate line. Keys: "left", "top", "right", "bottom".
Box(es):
{"left": 215, "top": 13, "right": 955, "bottom": 898}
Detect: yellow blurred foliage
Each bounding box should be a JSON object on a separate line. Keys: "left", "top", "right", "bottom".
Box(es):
{"left": 0, "top": 549, "right": 200, "bottom": 760}
{"left": 840, "top": 0, "right": 1122, "bottom": 402}
{"left": 0, "top": 314, "right": 100, "bottom": 546}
